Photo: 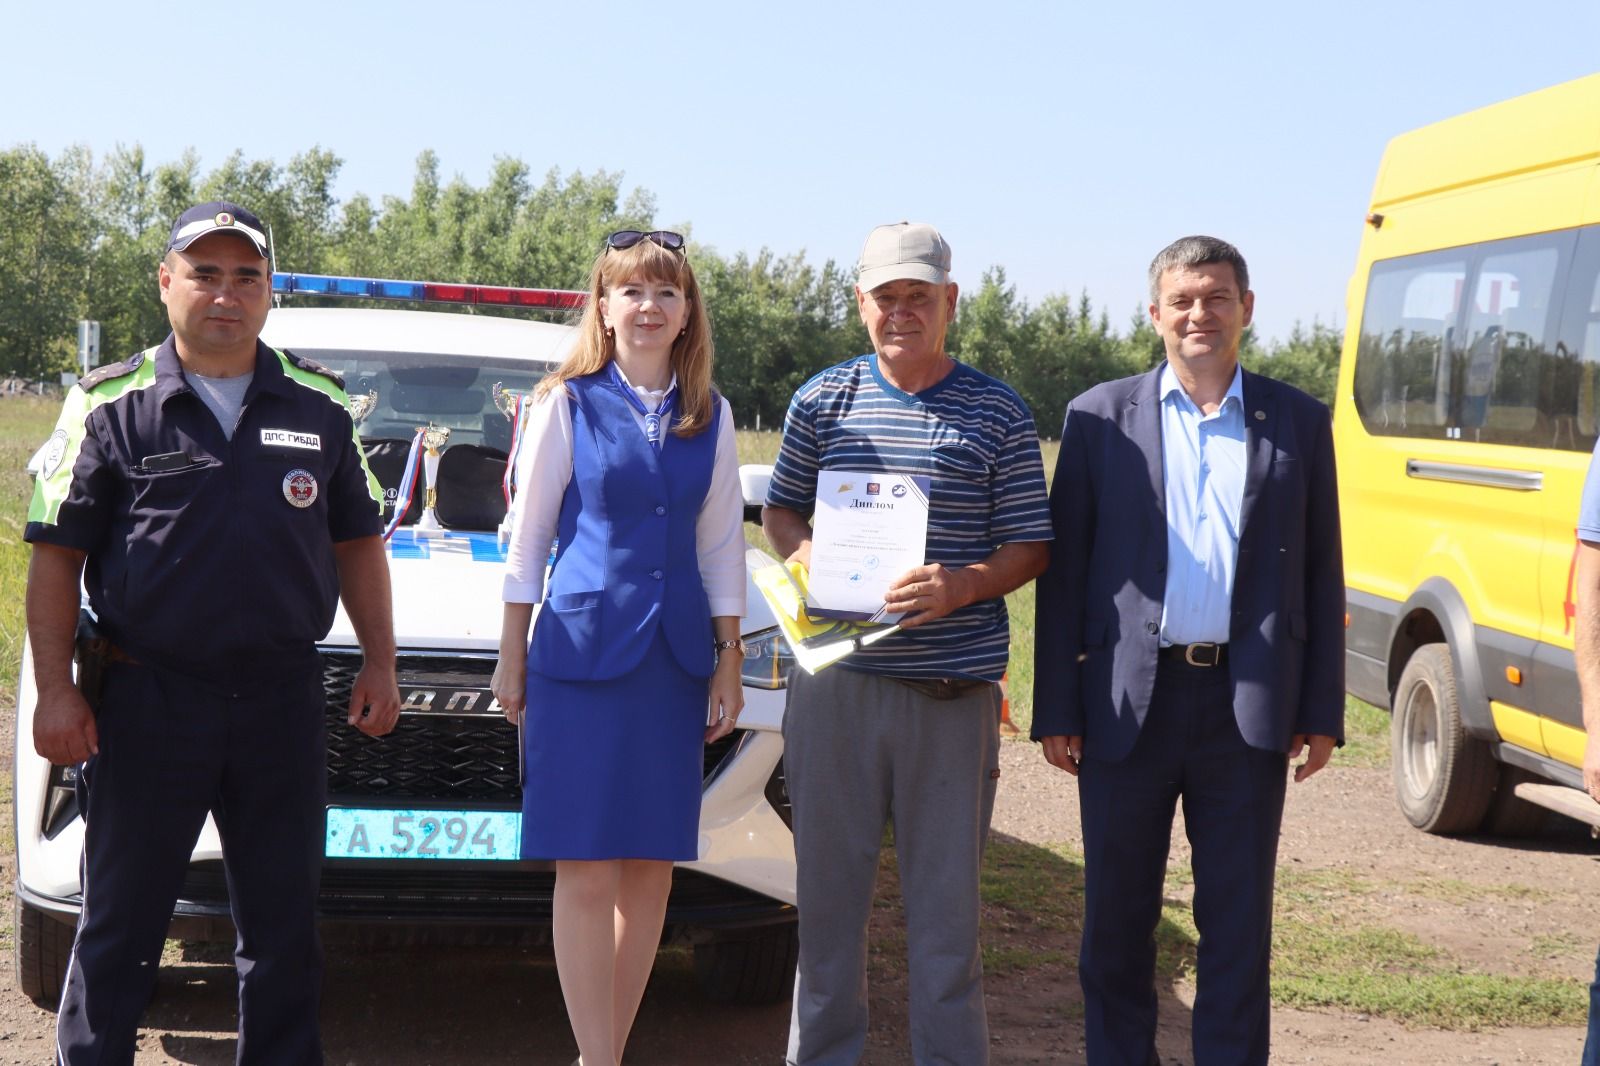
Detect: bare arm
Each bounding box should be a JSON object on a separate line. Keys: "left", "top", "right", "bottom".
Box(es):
{"left": 333, "top": 535, "right": 400, "bottom": 737}
{"left": 1576, "top": 540, "right": 1600, "bottom": 799}
{"left": 761, "top": 504, "right": 814, "bottom": 569}
{"left": 491, "top": 602, "right": 536, "bottom": 725}
{"left": 706, "top": 614, "right": 744, "bottom": 743}
{"left": 26, "top": 543, "right": 98, "bottom": 764}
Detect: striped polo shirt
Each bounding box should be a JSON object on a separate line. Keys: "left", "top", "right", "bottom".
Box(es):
{"left": 766, "top": 353, "right": 1052, "bottom": 682}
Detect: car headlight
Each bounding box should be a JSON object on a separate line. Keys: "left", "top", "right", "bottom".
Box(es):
{"left": 740, "top": 627, "right": 795, "bottom": 690}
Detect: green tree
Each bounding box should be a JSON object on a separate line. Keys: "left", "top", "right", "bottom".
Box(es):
{"left": 1025, "top": 293, "right": 1143, "bottom": 435}
{"left": 1243, "top": 321, "right": 1342, "bottom": 406}
{"left": 86, "top": 145, "right": 197, "bottom": 362}
{"left": 0, "top": 145, "right": 92, "bottom": 379}
{"left": 950, "top": 267, "right": 1031, "bottom": 385}
{"left": 699, "top": 249, "right": 864, "bottom": 429}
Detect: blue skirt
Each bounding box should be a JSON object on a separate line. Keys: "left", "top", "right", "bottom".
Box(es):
{"left": 520, "top": 631, "right": 707, "bottom": 861}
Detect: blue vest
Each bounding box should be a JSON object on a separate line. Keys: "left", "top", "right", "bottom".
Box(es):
{"left": 527, "top": 371, "right": 718, "bottom": 681}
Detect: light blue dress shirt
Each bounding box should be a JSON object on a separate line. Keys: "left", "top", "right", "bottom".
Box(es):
{"left": 1159, "top": 362, "right": 1247, "bottom": 645}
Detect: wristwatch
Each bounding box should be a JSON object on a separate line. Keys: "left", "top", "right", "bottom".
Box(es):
{"left": 713, "top": 638, "right": 746, "bottom": 656}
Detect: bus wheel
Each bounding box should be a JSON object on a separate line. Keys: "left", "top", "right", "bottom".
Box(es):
{"left": 1391, "top": 643, "right": 1497, "bottom": 834}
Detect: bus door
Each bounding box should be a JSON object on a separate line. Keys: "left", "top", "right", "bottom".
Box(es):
{"left": 1537, "top": 224, "right": 1600, "bottom": 768}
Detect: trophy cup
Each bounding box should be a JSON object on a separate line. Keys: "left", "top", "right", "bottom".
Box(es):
{"left": 347, "top": 390, "right": 378, "bottom": 426}
{"left": 412, "top": 424, "right": 452, "bottom": 535}
{"left": 491, "top": 383, "right": 523, "bottom": 545}
{"left": 491, "top": 382, "right": 519, "bottom": 421}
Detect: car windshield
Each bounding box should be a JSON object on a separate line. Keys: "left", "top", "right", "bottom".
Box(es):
{"left": 300, "top": 350, "right": 555, "bottom": 451}
{"left": 294, "top": 350, "right": 559, "bottom": 532}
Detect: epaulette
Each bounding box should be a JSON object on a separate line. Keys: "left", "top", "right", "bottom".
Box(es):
{"left": 284, "top": 349, "right": 346, "bottom": 389}
{"left": 79, "top": 352, "right": 146, "bottom": 392}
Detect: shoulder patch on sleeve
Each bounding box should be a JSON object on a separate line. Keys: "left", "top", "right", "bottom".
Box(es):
{"left": 284, "top": 349, "right": 346, "bottom": 389}
{"left": 79, "top": 352, "right": 146, "bottom": 392}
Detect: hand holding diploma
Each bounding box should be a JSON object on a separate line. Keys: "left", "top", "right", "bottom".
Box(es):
{"left": 882, "top": 562, "right": 975, "bottom": 629}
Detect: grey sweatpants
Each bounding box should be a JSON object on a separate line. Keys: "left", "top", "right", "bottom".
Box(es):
{"left": 782, "top": 667, "right": 1002, "bottom": 1066}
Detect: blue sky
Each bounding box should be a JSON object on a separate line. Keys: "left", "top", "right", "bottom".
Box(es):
{"left": 7, "top": 1, "right": 1598, "bottom": 344}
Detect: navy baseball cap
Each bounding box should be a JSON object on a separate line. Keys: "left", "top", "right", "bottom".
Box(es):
{"left": 167, "top": 201, "right": 270, "bottom": 259}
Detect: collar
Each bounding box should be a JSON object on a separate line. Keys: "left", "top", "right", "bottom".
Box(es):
{"left": 154, "top": 335, "right": 291, "bottom": 407}
{"left": 1159, "top": 361, "right": 1243, "bottom": 415}
{"left": 611, "top": 361, "right": 678, "bottom": 403}
{"left": 867, "top": 352, "right": 962, "bottom": 402}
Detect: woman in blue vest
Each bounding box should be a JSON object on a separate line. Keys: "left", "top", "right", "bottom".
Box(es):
{"left": 492, "top": 230, "right": 746, "bottom": 1065}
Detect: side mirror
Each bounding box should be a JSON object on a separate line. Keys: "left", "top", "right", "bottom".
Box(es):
{"left": 739, "top": 464, "right": 773, "bottom": 525}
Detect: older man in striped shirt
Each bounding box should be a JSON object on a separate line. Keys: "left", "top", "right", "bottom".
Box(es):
{"left": 763, "top": 221, "right": 1052, "bottom": 1066}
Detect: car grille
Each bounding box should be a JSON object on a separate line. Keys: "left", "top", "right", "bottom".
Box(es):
{"left": 322, "top": 652, "right": 739, "bottom": 803}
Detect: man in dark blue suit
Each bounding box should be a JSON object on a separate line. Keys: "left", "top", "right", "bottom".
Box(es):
{"left": 1032, "top": 236, "right": 1344, "bottom": 1065}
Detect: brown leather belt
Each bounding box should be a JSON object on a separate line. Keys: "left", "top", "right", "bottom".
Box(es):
{"left": 1158, "top": 642, "right": 1228, "bottom": 668}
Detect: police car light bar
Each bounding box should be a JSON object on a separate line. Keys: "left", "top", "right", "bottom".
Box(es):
{"left": 272, "top": 272, "right": 587, "bottom": 310}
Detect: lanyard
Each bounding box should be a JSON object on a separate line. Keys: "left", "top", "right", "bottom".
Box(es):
{"left": 610, "top": 363, "right": 677, "bottom": 452}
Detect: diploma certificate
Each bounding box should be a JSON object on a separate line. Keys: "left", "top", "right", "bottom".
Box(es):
{"left": 806, "top": 470, "right": 931, "bottom": 622}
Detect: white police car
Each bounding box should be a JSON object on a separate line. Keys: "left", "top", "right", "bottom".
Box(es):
{"left": 12, "top": 273, "right": 798, "bottom": 1007}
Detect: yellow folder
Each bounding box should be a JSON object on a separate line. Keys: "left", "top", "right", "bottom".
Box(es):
{"left": 748, "top": 550, "right": 900, "bottom": 674}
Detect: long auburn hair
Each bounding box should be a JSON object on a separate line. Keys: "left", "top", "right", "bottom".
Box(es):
{"left": 538, "top": 238, "right": 716, "bottom": 437}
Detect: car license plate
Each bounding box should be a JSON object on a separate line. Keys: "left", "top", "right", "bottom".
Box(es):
{"left": 325, "top": 807, "right": 521, "bottom": 861}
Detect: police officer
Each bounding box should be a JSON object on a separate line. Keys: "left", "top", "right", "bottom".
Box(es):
{"left": 23, "top": 200, "right": 401, "bottom": 1065}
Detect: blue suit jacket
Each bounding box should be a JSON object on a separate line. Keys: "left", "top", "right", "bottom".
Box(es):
{"left": 1032, "top": 365, "right": 1344, "bottom": 760}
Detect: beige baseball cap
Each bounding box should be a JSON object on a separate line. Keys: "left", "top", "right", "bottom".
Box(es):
{"left": 856, "top": 221, "right": 951, "bottom": 291}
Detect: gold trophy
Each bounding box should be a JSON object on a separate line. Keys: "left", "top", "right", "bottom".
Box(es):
{"left": 347, "top": 390, "right": 378, "bottom": 426}
{"left": 413, "top": 424, "right": 452, "bottom": 535}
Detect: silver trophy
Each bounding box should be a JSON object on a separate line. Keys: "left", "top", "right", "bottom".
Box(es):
{"left": 412, "top": 424, "right": 452, "bottom": 535}
{"left": 491, "top": 382, "right": 519, "bottom": 420}
{"left": 347, "top": 390, "right": 378, "bottom": 425}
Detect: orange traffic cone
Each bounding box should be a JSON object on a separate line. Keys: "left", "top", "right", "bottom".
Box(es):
{"left": 998, "top": 671, "right": 1018, "bottom": 736}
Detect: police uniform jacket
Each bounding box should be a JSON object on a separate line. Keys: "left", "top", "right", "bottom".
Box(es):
{"left": 24, "top": 335, "right": 384, "bottom": 687}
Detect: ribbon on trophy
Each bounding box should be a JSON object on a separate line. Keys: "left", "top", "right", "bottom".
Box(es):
{"left": 493, "top": 383, "right": 531, "bottom": 545}
{"left": 492, "top": 383, "right": 531, "bottom": 509}
{"left": 383, "top": 427, "right": 427, "bottom": 541}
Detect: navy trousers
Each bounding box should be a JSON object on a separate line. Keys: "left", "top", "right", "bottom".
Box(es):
{"left": 1077, "top": 658, "right": 1288, "bottom": 1066}
{"left": 56, "top": 659, "right": 327, "bottom": 1066}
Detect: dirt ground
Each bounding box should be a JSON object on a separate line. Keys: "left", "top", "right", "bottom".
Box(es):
{"left": 3, "top": 721, "right": 1596, "bottom": 1064}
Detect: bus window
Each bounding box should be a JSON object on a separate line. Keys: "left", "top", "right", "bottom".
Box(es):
{"left": 1556, "top": 227, "right": 1600, "bottom": 446}
{"left": 1352, "top": 252, "right": 1467, "bottom": 436}
{"left": 1457, "top": 242, "right": 1561, "bottom": 441}
{"left": 1354, "top": 232, "right": 1574, "bottom": 447}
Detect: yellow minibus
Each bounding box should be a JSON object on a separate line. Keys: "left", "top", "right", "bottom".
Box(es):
{"left": 1337, "top": 73, "right": 1600, "bottom": 834}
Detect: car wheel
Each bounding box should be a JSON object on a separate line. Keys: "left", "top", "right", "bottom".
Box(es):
{"left": 15, "top": 894, "right": 74, "bottom": 1008}
{"left": 693, "top": 922, "right": 799, "bottom": 1005}
{"left": 1481, "top": 764, "right": 1550, "bottom": 837}
{"left": 1391, "top": 642, "right": 1498, "bottom": 834}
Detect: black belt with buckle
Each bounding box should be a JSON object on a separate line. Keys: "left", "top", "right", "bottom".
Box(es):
{"left": 1159, "top": 642, "right": 1228, "bottom": 668}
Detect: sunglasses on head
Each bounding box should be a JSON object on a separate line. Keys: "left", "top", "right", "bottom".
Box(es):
{"left": 605, "top": 229, "right": 686, "bottom": 254}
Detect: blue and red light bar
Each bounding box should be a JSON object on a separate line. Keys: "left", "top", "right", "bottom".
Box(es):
{"left": 272, "top": 272, "right": 587, "bottom": 310}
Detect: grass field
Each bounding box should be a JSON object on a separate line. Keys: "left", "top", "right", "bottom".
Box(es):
{"left": 0, "top": 397, "right": 56, "bottom": 697}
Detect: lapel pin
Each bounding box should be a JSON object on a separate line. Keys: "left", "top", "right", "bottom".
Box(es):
{"left": 1254, "top": 410, "right": 1266, "bottom": 421}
